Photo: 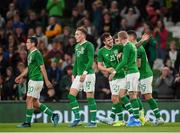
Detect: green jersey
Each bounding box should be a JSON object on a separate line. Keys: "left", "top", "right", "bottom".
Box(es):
{"left": 28, "top": 49, "right": 44, "bottom": 81}
{"left": 115, "top": 42, "right": 139, "bottom": 75}
{"left": 97, "top": 45, "right": 125, "bottom": 79}
{"left": 137, "top": 46, "right": 153, "bottom": 79}
{"left": 73, "top": 41, "right": 94, "bottom": 76}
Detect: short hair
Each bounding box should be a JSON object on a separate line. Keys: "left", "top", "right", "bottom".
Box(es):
{"left": 101, "top": 32, "right": 111, "bottom": 42}
{"left": 28, "top": 36, "right": 38, "bottom": 46}
{"left": 76, "top": 26, "right": 87, "bottom": 36}
{"left": 127, "top": 30, "right": 137, "bottom": 39}
{"left": 118, "top": 31, "right": 128, "bottom": 39}
{"left": 113, "top": 33, "right": 118, "bottom": 39}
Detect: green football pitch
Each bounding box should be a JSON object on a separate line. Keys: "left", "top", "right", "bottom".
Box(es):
{"left": 0, "top": 123, "right": 180, "bottom": 132}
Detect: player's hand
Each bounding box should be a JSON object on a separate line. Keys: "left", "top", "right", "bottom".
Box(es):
{"left": 117, "top": 53, "right": 122, "bottom": 59}
{"left": 47, "top": 88, "right": 55, "bottom": 97}
{"left": 107, "top": 67, "right": 115, "bottom": 73}
{"left": 15, "top": 76, "right": 23, "bottom": 84}
{"left": 80, "top": 74, "right": 87, "bottom": 82}
{"left": 72, "top": 75, "right": 75, "bottom": 82}
{"left": 141, "top": 33, "right": 150, "bottom": 42}
{"left": 46, "top": 80, "right": 53, "bottom": 89}
{"left": 108, "top": 70, "right": 116, "bottom": 81}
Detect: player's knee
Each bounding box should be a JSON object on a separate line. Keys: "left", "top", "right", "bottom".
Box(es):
{"left": 144, "top": 93, "right": 152, "bottom": 101}
{"left": 111, "top": 95, "right": 119, "bottom": 103}
{"left": 26, "top": 96, "right": 33, "bottom": 105}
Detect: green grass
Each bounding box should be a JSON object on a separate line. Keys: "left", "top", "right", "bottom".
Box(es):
{"left": 0, "top": 123, "right": 180, "bottom": 132}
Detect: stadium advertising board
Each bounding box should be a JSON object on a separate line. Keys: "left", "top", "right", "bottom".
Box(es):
{"left": 0, "top": 101, "right": 180, "bottom": 123}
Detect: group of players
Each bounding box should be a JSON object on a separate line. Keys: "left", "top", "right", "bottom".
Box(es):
{"left": 15, "top": 26, "right": 164, "bottom": 128}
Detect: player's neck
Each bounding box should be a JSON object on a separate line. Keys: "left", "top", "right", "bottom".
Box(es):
{"left": 29, "top": 47, "right": 37, "bottom": 53}
{"left": 79, "top": 39, "right": 87, "bottom": 45}
{"left": 104, "top": 45, "right": 112, "bottom": 49}
{"left": 123, "top": 40, "right": 129, "bottom": 46}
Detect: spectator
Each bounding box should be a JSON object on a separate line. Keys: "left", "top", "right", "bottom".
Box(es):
{"left": 0, "top": 14, "right": 5, "bottom": 28}
{"left": 153, "top": 19, "right": 169, "bottom": 60}
{"left": 3, "top": 66, "right": 17, "bottom": 100}
{"left": 45, "top": 17, "right": 62, "bottom": 40}
{"left": 47, "top": 38, "right": 64, "bottom": 60}
{"left": 166, "top": 41, "right": 180, "bottom": 73}
{"left": 155, "top": 67, "right": 174, "bottom": 99}
{"left": 47, "top": 58, "right": 62, "bottom": 100}
{"left": 120, "top": 6, "right": 140, "bottom": 29}
{"left": 35, "top": 25, "right": 48, "bottom": 47}
{"left": 16, "top": 62, "right": 27, "bottom": 100}
{"left": 25, "top": 10, "right": 38, "bottom": 29}
{"left": 70, "top": 7, "right": 83, "bottom": 28}
{"left": 0, "top": 75, "right": 5, "bottom": 100}
{"left": 56, "top": 26, "right": 72, "bottom": 49}
{"left": 173, "top": 68, "right": 180, "bottom": 99}
{"left": 59, "top": 65, "right": 73, "bottom": 99}
{"left": 63, "top": 36, "right": 76, "bottom": 56}
{"left": 46, "top": 0, "right": 65, "bottom": 18}
{"left": 101, "top": 12, "right": 113, "bottom": 34}
{"left": 0, "top": 47, "right": 8, "bottom": 75}
{"left": 6, "top": 3, "right": 18, "bottom": 19}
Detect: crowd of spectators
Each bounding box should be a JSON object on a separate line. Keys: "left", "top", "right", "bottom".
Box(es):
{"left": 0, "top": 0, "right": 180, "bottom": 101}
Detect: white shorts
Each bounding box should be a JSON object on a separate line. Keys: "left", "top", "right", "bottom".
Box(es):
{"left": 27, "top": 80, "right": 44, "bottom": 99}
{"left": 139, "top": 76, "right": 153, "bottom": 94}
{"left": 109, "top": 78, "right": 126, "bottom": 95}
{"left": 126, "top": 72, "right": 140, "bottom": 92}
{"left": 70, "top": 74, "right": 95, "bottom": 92}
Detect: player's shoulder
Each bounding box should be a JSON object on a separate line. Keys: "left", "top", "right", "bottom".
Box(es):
{"left": 97, "top": 47, "right": 105, "bottom": 54}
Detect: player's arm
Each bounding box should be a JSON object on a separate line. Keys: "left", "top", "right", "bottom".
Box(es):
{"left": 97, "top": 62, "right": 114, "bottom": 73}
{"left": 15, "top": 67, "right": 28, "bottom": 84}
{"left": 137, "top": 58, "right": 141, "bottom": 68}
{"left": 40, "top": 64, "right": 53, "bottom": 89}
{"left": 80, "top": 43, "right": 94, "bottom": 82}
{"left": 135, "top": 33, "right": 150, "bottom": 48}
{"left": 115, "top": 46, "right": 130, "bottom": 72}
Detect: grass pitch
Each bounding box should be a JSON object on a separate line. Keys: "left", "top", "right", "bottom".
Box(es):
{"left": 0, "top": 123, "right": 180, "bottom": 132}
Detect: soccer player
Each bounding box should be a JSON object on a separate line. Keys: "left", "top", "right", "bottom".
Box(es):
{"left": 98, "top": 32, "right": 142, "bottom": 127}
{"left": 15, "top": 36, "right": 59, "bottom": 128}
{"left": 68, "top": 27, "right": 97, "bottom": 127}
{"left": 127, "top": 30, "right": 164, "bottom": 125}
{"left": 110, "top": 31, "right": 142, "bottom": 126}
{"left": 97, "top": 33, "right": 125, "bottom": 126}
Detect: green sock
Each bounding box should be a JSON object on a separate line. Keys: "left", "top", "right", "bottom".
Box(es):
{"left": 87, "top": 98, "right": 97, "bottom": 123}
{"left": 115, "top": 103, "right": 124, "bottom": 121}
{"left": 148, "top": 98, "right": 161, "bottom": 118}
{"left": 137, "top": 98, "right": 144, "bottom": 111}
{"left": 39, "top": 104, "right": 53, "bottom": 117}
{"left": 68, "top": 94, "right": 80, "bottom": 120}
{"left": 121, "top": 96, "right": 134, "bottom": 115}
{"left": 131, "top": 99, "right": 140, "bottom": 119}
{"left": 25, "top": 108, "right": 34, "bottom": 123}
{"left": 110, "top": 103, "right": 116, "bottom": 120}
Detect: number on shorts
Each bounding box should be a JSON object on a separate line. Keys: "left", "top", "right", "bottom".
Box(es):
{"left": 112, "top": 85, "right": 119, "bottom": 92}
{"left": 126, "top": 81, "right": 130, "bottom": 90}
{"left": 28, "top": 86, "right": 34, "bottom": 93}
{"left": 86, "top": 81, "right": 91, "bottom": 90}
{"left": 140, "top": 84, "right": 146, "bottom": 92}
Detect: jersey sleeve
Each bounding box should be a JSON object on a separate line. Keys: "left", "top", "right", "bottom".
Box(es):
{"left": 115, "top": 45, "right": 130, "bottom": 71}
{"left": 137, "top": 47, "right": 142, "bottom": 59}
{"left": 84, "top": 43, "right": 94, "bottom": 71}
{"left": 97, "top": 49, "right": 103, "bottom": 62}
{"left": 36, "top": 52, "right": 44, "bottom": 66}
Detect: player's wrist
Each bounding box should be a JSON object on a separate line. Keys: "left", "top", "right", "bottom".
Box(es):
{"left": 83, "top": 71, "right": 88, "bottom": 75}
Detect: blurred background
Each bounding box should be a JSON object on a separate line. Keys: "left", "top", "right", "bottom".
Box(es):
{"left": 0, "top": 0, "right": 179, "bottom": 102}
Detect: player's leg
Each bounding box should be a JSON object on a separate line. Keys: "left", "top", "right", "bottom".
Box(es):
{"left": 140, "top": 77, "right": 164, "bottom": 125}
{"left": 68, "top": 76, "right": 81, "bottom": 127}
{"left": 125, "top": 73, "right": 141, "bottom": 126}
{"left": 17, "top": 80, "right": 36, "bottom": 128}
{"left": 33, "top": 99, "right": 59, "bottom": 126}
{"left": 137, "top": 91, "right": 146, "bottom": 125}
{"left": 17, "top": 96, "right": 34, "bottom": 127}
{"left": 84, "top": 74, "right": 97, "bottom": 128}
